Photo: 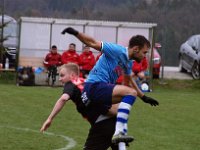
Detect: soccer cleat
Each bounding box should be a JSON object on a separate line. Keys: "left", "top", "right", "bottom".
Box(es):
{"left": 112, "top": 132, "right": 134, "bottom": 144}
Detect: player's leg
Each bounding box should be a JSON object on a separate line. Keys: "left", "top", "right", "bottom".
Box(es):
{"left": 82, "top": 83, "right": 133, "bottom": 146}
{"left": 83, "top": 117, "right": 118, "bottom": 150}
{"left": 118, "top": 142, "right": 126, "bottom": 150}
{"left": 46, "top": 67, "right": 52, "bottom": 85}
{"left": 112, "top": 85, "right": 137, "bottom": 144}
{"left": 52, "top": 66, "right": 57, "bottom": 86}
{"left": 117, "top": 123, "right": 129, "bottom": 150}
{"left": 82, "top": 82, "right": 136, "bottom": 139}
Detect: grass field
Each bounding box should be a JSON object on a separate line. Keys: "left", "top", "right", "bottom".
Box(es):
{"left": 0, "top": 79, "right": 200, "bottom": 150}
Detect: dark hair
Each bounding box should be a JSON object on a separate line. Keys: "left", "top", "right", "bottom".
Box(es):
{"left": 51, "top": 45, "right": 57, "bottom": 49}
{"left": 128, "top": 35, "right": 151, "bottom": 49}
{"left": 70, "top": 43, "right": 76, "bottom": 47}
{"left": 84, "top": 45, "right": 90, "bottom": 49}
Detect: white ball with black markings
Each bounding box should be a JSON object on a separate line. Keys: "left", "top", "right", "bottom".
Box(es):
{"left": 141, "top": 83, "right": 149, "bottom": 91}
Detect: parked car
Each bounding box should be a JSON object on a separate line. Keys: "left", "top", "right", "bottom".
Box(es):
{"left": 179, "top": 34, "right": 200, "bottom": 79}
{"left": 152, "top": 43, "right": 162, "bottom": 78}
{"left": 0, "top": 15, "right": 18, "bottom": 69}
{"left": 146, "top": 43, "right": 161, "bottom": 79}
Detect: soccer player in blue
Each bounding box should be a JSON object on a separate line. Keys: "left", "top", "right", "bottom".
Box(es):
{"left": 61, "top": 27, "right": 159, "bottom": 145}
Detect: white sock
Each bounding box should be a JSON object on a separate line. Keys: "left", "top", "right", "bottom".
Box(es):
{"left": 118, "top": 142, "right": 126, "bottom": 150}
{"left": 114, "top": 102, "right": 131, "bottom": 135}
{"left": 123, "top": 123, "right": 128, "bottom": 135}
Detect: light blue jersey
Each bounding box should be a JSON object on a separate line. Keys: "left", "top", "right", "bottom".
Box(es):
{"left": 86, "top": 42, "right": 133, "bottom": 84}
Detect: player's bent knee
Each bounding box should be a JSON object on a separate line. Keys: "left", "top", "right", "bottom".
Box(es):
{"left": 128, "top": 89, "right": 137, "bottom": 96}
{"left": 113, "top": 85, "right": 137, "bottom": 97}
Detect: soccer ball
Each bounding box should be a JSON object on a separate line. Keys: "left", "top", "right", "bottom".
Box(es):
{"left": 141, "top": 83, "right": 149, "bottom": 92}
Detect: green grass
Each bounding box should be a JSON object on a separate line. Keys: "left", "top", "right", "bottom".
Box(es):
{"left": 0, "top": 79, "right": 200, "bottom": 150}
{"left": 0, "top": 71, "right": 16, "bottom": 84}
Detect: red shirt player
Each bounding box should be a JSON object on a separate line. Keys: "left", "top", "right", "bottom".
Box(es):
{"left": 43, "top": 45, "right": 62, "bottom": 83}
{"left": 61, "top": 43, "right": 80, "bottom": 65}
{"left": 117, "top": 57, "right": 148, "bottom": 84}
{"left": 43, "top": 45, "right": 62, "bottom": 68}
{"left": 132, "top": 57, "right": 148, "bottom": 81}
{"left": 79, "top": 46, "right": 95, "bottom": 78}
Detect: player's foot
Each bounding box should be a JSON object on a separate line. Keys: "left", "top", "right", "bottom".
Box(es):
{"left": 112, "top": 132, "right": 134, "bottom": 144}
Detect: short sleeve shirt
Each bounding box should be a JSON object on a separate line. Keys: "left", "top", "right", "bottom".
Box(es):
{"left": 63, "top": 81, "right": 81, "bottom": 102}
{"left": 86, "top": 42, "right": 133, "bottom": 84}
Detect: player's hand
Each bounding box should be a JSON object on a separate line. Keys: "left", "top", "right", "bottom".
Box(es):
{"left": 40, "top": 118, "right": 52, "bottom": 132}
{"left": 141, "top": 95, "right": 159, "bottom": 106}
{"left": 61, "top": 27, "right": 79, "bottom": 36}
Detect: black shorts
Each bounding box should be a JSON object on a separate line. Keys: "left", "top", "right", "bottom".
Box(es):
{"left": 83, "top": 117, "right": 118, "bottom": 150}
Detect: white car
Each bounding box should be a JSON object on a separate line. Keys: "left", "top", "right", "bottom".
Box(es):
{"left": 179, "top": 34, "right": 200, "bottom": 79}
{"left": 0, "top": 15, "right": 18, "bottom": 69}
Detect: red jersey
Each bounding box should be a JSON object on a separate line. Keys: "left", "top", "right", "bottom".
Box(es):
{"left": 79, "top": 51, "right": 95, "bottom": 71}
{"left": 61, "top": 49, "right": 80, "bottom": 65}
{"left": 43, "top": 52, "right": 62, "bottom": 68}
{"left": 96, "top": 52, "right": 102, "bottom": 62}
{"left": 132, "top": 57, "right": 148, "bottom": 73}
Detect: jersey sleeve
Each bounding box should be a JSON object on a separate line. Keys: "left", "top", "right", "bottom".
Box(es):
{"left": 63, "top": 82, "right": 74, "bottom": 98}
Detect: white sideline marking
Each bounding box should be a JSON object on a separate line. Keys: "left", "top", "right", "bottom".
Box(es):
{"left": 0, "top": 125, "right": 76, "bottom": 150}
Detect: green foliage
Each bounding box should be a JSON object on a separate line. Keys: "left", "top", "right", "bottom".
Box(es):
{"left": 0, "top": 80, "right": 200, "bottom": 149}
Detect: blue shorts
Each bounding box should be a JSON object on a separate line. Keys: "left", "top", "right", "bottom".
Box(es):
{"left": 82, "top": 82, "right": 115, "bottom": 108}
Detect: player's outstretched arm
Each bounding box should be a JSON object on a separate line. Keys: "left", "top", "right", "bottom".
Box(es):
{"left": 61, "top": 27, "right": 102, "bottom": 51}
{"left": 40, "top": 94, "right": 69, "bottom": 132}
